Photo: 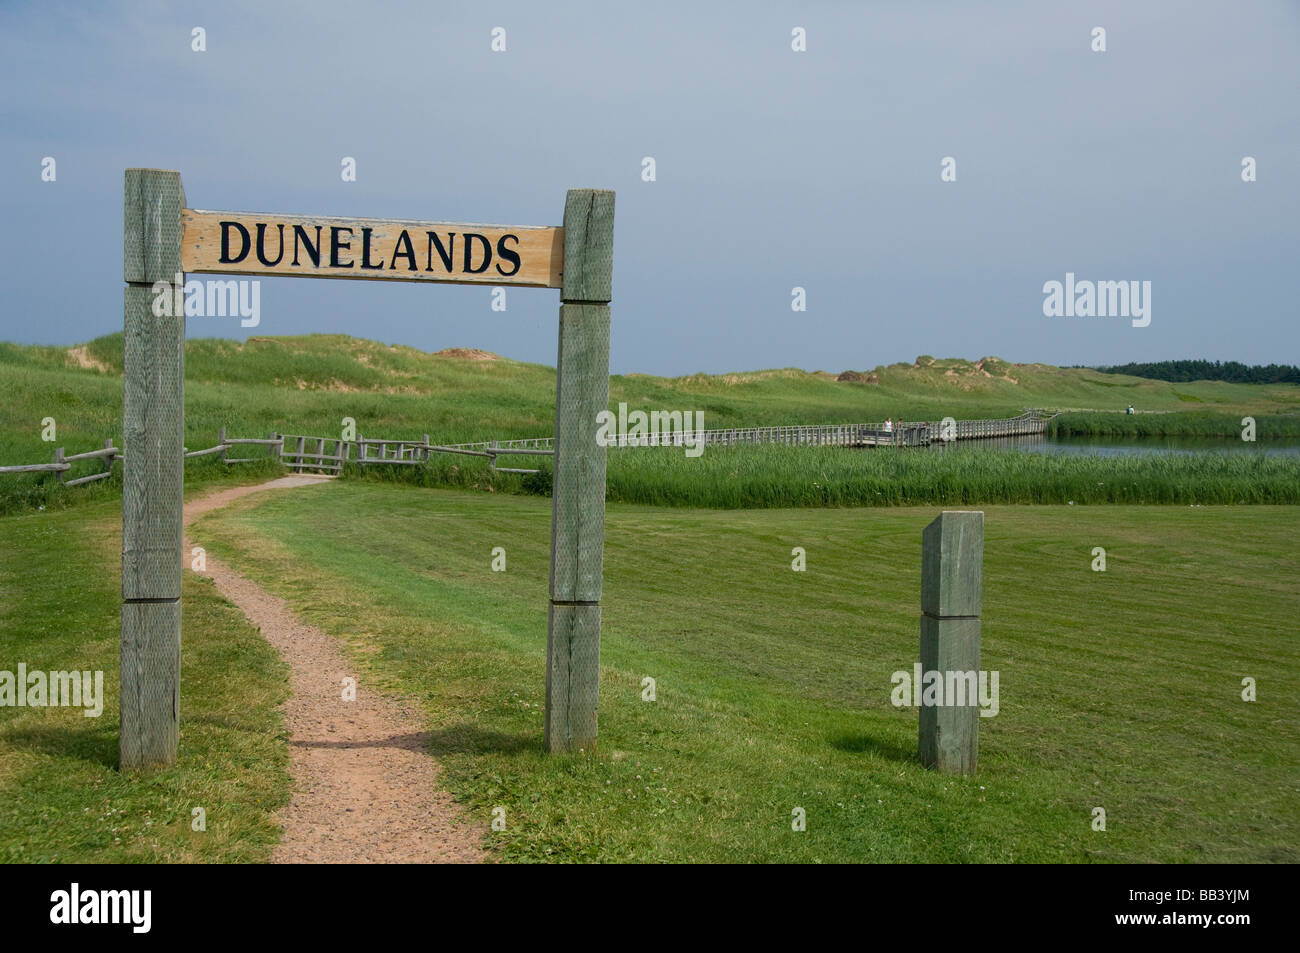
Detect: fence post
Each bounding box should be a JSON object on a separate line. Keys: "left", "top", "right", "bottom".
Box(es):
{"left": 103, "top": 438, "right": 115, "bottom": 478}
{"left": 919, "top": 510, "right": 983, "bottom": 775}
{"left": 546, "top": 188, "right": 613, "bottom": 754}
{"left": 120, "top": 168, "right": 185, "bottom": 770}
{"left": 53, "top": 447, "right": 65, "bottom": 483}
{"left": 218, "top": 425, "right": 227, "bottom": 465}
{"left": 268, "top": 431, "right": 280, "bottom": 462}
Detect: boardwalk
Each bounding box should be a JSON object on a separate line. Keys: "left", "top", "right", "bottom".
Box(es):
{"left": 442, "top": 410, "right": 1057, "bottom": 454}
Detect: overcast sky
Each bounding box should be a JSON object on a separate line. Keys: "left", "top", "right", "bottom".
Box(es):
{"left": 1, "top": 0, "right": 1296, "bottom": 375}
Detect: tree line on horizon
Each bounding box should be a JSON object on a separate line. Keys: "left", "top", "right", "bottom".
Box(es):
{"left": 1085, "top": 360, "right": 1300, "bottom": 385}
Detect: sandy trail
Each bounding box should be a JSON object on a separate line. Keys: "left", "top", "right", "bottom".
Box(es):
{"left": 184, "top": 476, "right": 485, "bottom": 864}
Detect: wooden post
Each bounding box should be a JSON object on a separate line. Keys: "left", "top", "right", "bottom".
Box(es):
{"left": 546, "top": 188, "right": 613, "bottom": 754}
{"left": 120, "top": 168, "right": 185, "bottom": 770}
{"left": 102, "top": 438, "right": 115, "bottom": 478}
{"left": 919, "top": 510, "right": 983, "bottom": 775}
{"left": 218, "top": 425, "right": 227, "bottom": 464}
{"left": 53, "top": 447, "right": 65, "bottom": 483}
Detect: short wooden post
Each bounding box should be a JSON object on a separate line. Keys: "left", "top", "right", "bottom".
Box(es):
{"left": 102, "top": 438, "right": 115, "bottom": 477}
{"left": 295, "top": 436, "right": 305, "bottom": 473}
{"left": 269, "top": 431, "right": 280, "bottom": 462}
{"left": 120, "top": 168, "right": 185, "bottom": 770}
{"left": 218, "top": 425, "right": 227, "bottom": 464}
{"left": 53, "top": 447, "right": 65, "bottom": 483}
{"left": 546, "top": 188, "right": 613, "bottom": 754}
{"left": 919, "top": 510, "right": 983, "bottom": 775}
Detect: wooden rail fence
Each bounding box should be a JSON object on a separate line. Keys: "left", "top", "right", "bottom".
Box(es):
{"left": 0, "top": 429, "right": 557, "bottom": 483}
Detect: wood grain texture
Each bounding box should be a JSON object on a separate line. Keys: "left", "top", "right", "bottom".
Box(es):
{"left": 546, "top": 188, "right": 614, "bottom": 754}
{"left": 121, "top": 284, "right": 184, "bottom": 599}
{"left": 918, "top": 510, "right": 984, "bottom": 775}
{"left": 921, "top": 510, "right": 984, "bottom": 618}
{"left": 918, "top": 616, "right": 981, "bottom": 774}
{"left": 120, "top": 599, "right": 181, "bottom": 770}
{"left": 181, "top": 209, "right": 563, "bottom": 288}
{"left": 122, "top": 169, "right": 185, "bottom": 771}
{"left": 545, "top": 603, "right": 601, "bottom": 753}
{"left": 548, "top": 303, "right": 611, "bottom": 603}
{"left": 560, "top": 190, "right": 615, "bottom": 303}
{"left": 125, "top": 169, "right": 186, "bottom": 283}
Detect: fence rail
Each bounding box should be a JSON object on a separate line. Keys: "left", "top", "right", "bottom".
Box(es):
{"left": 0, "top": 438, "right": 119, "bottom": 486}
{"left": 0, "top": 410, "right": 1058, "bottom": 489}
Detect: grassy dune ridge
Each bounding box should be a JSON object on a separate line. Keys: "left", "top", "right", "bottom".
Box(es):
{"left": 2, "top": 333, "right": 1297, "bottom": 512}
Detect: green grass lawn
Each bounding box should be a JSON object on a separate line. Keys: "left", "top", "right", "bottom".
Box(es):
{"left": 0, "top": 498, "right": 291, "bottom": 862}
{"left": 191, "top": 481, "right": 1299, "bottom": 863}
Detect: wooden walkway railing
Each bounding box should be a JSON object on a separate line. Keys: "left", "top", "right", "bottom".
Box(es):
{"left": 0, "top": 411, "right": 1058, "bottom": 487}
{"left": 444, "top": 410, "right": 1058, "bottom": 453}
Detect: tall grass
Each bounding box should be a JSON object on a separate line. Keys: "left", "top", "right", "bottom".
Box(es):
{"left": 1048, "top": 411, "right": 1300, "bottom": 438}
{"left": 354, "top": 444, "right": 1300, "bottom": 508}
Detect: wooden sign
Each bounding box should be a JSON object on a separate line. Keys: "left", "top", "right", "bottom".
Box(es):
{"left": 122, "top": 168, "right": 612, "bottom": 770}
{"left": 181, "top": 209, "right": 564, "bottom": 288}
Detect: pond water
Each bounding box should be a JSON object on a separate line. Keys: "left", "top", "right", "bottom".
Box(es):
{"left": 930, "top": 434, "right": 1300, "bottom": 457}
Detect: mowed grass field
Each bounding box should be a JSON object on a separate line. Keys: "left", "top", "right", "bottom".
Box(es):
{"left": 183, "top": 481, "right": 1298, "bottom": 863}
{"left": 0, "top": 497, "right": 291, "bottom": 862}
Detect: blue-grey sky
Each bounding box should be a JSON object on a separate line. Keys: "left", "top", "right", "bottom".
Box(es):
{"left": 2, "top": 0, "right": 1296, "bottom": 375}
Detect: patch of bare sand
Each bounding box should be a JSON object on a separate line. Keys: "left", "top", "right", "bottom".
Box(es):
{"left": 434, "top": 347, "right": 498, "bottom": 361}
{"left": 66, "top": 346, "right": 111, "bottom": 373}
{"left": 184, "top": 477, "right": 485, "bottom": 864}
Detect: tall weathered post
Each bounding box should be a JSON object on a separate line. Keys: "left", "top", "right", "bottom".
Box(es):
{"left": 120, "top": 169, "right": 185, "bottom": 769}
{"left": 545, "top": 189, "right": 614, "bottom": 753}
{"left": 919, "top": 510, "right": 983, "bottom": 774}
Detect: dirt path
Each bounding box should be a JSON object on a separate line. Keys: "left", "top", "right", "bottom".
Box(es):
{"left": 184, "top": 477, "right": 485, "bottom": 864}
